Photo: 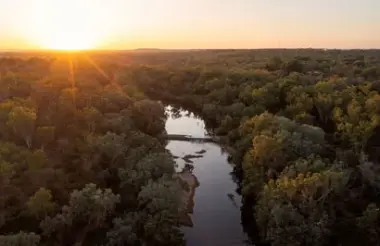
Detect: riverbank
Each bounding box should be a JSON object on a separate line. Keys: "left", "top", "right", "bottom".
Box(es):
{"left": 177, "top": 170, "right": 199, "bottom": 227}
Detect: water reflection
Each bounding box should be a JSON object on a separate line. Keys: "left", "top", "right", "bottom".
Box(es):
{"left": 165, "top": 106, "right": 249, "bottom": 246}
{"left": 165, "top": 105, "right": 207, "bottom": 138}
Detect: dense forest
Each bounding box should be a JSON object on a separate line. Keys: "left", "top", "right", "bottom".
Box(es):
{"left": 1, "top": 49, "right": 380, "bottom": 245}
{"left": 0, "top": 54, "right": 186, "bottom": 246}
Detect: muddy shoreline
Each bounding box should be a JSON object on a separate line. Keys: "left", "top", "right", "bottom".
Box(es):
{"left": 178, "top": 170, "right": 199, "bottom": 227}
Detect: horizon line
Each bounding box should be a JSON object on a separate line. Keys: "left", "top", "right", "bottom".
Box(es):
{"left": 1, "top": 47, "right": 380, "bottom": 52}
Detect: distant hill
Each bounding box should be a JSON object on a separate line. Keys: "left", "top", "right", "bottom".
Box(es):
{"left": 134, "top": 48, "right": 162, "bottom": 51}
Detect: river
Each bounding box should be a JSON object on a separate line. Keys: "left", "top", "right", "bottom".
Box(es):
{"left": 165, "top": 106, "right": 249, "bottom": 246}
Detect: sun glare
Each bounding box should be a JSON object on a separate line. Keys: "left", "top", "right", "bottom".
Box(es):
{"left": 29, "top": 0, "right": 109, "bottom": 50}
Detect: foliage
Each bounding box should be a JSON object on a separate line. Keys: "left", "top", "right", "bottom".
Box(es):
{"left": 40, "top": 184, "right": 120, "bottom": 245}
{"left": 120, "top": 49, "right": 380, "bottom": 245}
{"left": 131, "top": 100, "right": 166, "bottom": 136}
{"left": 0, "top": 55, "right": 183, "bottom": 245}
{"left": 0, "top": 232, "right": 40, "bottom": 246}
{"left": 6, "top": 106, "right": 36, "bottom": 148}
{"left": 357, "top": 203, "right": 380, "bottom": 244}
{"left": 1, "top": 49, "right": 380, "bottom": 245}
{"left": 107, "top": 178, "right": 184, "bottom": 246}
{"left": 255, "top": 158, "right": 349, "bottom": 246}
{"left": 27, "top": 187, "right": 56, "bottom": 219}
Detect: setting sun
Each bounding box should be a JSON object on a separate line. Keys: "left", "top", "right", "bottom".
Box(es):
{"left": 27, "top": 0, "right": 110, "bottom": 50}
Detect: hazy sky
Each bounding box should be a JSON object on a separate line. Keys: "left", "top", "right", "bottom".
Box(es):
{"left": 1, "top": 0, "right": 379, "bottom": 49}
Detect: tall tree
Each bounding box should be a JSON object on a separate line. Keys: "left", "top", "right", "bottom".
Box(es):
{"left": 6, "top": 106, "right": 36, "bottom": 148}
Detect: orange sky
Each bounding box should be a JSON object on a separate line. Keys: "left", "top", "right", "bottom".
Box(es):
{"left": 1, "top": 0, "right": 379, "bottom": 50}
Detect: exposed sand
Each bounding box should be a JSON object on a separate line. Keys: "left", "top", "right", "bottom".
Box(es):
{"left": 177, "top": 170, "right": 199, "bottom": 227}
